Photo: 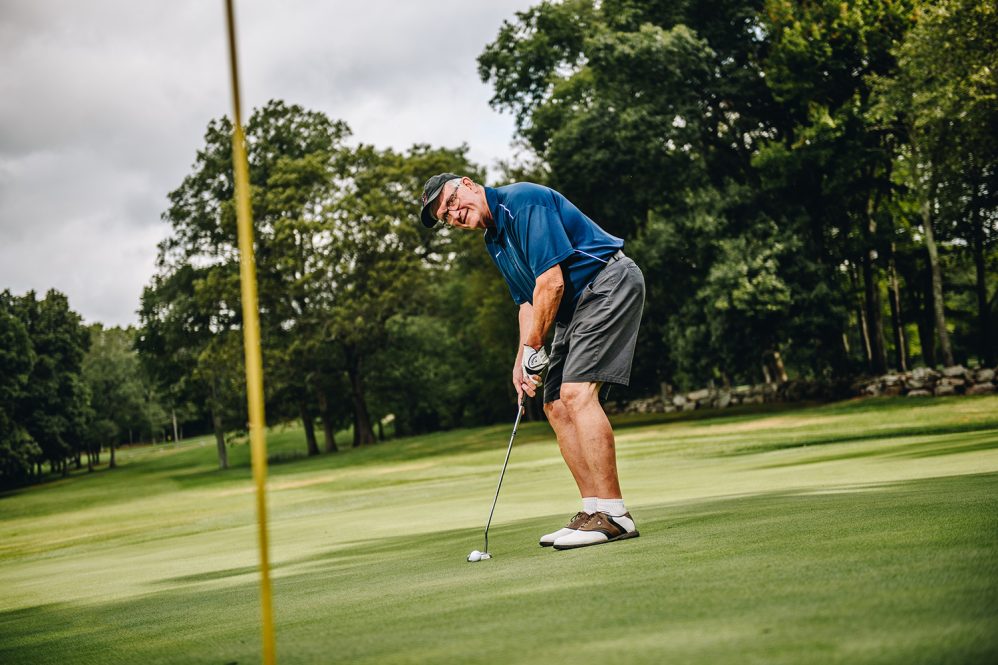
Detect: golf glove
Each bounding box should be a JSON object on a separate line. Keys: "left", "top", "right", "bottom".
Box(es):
{"left": 522, "top": 345, "right": 550, "bottom": 386}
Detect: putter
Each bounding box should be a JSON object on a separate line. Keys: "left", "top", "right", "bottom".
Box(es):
{"left": 467, "top": 397, "right": 525, "bottom": 562}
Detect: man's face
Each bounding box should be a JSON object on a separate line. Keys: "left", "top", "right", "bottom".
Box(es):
{"left": 434, "top": 178, "right": 489, "bottom": 230}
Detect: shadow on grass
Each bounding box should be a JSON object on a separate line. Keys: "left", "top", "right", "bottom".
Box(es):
{"left": 732, "top": 422, "right": 998, "bottom": 457}
{"left": 160, "top": 565, "right": 262, "bottom": 585}
{"left": 753, "top": 429, "right": 998, "bottom": 468}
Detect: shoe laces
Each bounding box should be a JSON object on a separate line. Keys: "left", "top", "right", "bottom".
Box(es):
{"left": 569, "top": 511, "right": 589, "bottom": 527}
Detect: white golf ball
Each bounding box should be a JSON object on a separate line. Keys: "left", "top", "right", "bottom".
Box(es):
{"left": 467, "top": 550, "right": 481, "bottom": 562}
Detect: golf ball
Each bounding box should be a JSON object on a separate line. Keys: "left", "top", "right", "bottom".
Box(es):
{"left": 467, "top": 550, "right": 481, "bottom": 562}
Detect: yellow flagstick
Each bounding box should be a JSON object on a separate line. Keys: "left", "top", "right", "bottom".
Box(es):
{"left": 224, "top": 1, "right": 277, "bottom": 663}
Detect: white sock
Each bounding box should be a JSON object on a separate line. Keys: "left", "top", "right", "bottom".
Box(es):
{"left": 597, "top": 498, "right": 627, "bottom": 516}
{"left": 582, "top": 497, "right": 598, "bottom": 514}
{"left": 597, "top": 498, "right": 634, "bottom": 531}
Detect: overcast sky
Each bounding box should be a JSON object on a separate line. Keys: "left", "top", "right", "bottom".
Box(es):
{"left": 0, "top": 0, "right": 535, "bottom": 327}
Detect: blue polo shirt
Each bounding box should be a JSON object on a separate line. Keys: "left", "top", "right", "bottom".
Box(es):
{"left": 484, "top": 183, "right": 624, "bottom": 324}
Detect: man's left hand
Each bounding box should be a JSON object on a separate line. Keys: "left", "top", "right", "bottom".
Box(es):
{"left": 521, "top": 345, "right": 550, "bottom": 388}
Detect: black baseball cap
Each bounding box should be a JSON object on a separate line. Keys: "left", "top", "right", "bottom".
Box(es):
{"left": 419, "top": 172, "right": 461, "bottom": 227}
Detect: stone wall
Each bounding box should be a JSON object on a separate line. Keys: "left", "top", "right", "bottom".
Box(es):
{"left": 607, "top": 365, "right": 997, "bottom": 416}
{"left": 854, "top": 365, "right": 997, "bottom": 398}
{"left": 607, "top": 379, "right": 849, "bottom": 415}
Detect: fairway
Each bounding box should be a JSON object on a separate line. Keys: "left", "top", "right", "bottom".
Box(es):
{"left": 2, "top": 396, "right": 997, "bottom": 664}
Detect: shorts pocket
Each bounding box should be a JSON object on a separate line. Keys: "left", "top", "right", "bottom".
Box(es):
{"left": 584, "top": 262, "right": 625, "bottom": 297}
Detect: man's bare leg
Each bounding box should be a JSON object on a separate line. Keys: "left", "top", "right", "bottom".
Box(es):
{"left": 557, "top": 381, "right": 621, "bottom": 498}
{"left": 543, "top": 398, "right": 596, "bottom": 497}
{"left": 538, "top": 396, "right": 594, "bottom": 546}
{"left": 539, "top": 382, "right": 635, "bottom": 547}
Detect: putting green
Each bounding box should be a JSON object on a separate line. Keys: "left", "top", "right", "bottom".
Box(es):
{"left": 1, "top": 396, "right": 997, "bottom": 664}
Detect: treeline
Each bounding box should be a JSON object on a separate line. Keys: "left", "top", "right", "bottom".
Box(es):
{"left": 4, "top": 0, "right": 995, "bottom": 482}
{"left": 478, "top": 0, "right": 997, "bottom": 389}
{"left": 0, "top": 291, "right": 173, "bottom": 487}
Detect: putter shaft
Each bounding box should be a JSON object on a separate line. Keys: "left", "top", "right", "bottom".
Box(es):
{"left": 483, "top": 399, "right": 524, "bottom": 555}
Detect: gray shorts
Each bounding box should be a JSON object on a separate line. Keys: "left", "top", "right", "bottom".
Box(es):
{"left": 544, "top": 252, "right": 645, "bottom": 403}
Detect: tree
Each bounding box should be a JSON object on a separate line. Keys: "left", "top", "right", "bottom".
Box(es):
{"left": 759, "top": 0, "right": 919, "bottom": 375}
{"left": 11, "top": 290, "right": 90, "bottom": 476}
{"left": 139, "top": 264, "right": 243, "bottom": 469}
{"left": 479, "top": 0, "right": 768, "bottom": 240}
{"left": 142, "top": 100, "right": 486, "bottom": 452}
{"left": 82, "top": 325, "right": 150, "bottom": 470}
{"left": 320, "top": 143, "right": 481, "bottom": 445}
{"left": 0, "top": 291, "right": 38, "bottom": 487}
{"left": 141, "top": 101, "right": 347, "bottom": 463}
{"left": 871, "top": 0, "right": 998, "bottom": 366}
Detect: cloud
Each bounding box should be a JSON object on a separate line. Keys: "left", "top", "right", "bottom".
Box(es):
{"left": 0, "top": 0, "right": 534, "bottom": 326}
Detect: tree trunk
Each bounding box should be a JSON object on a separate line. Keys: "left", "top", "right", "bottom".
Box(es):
{"left": 315, "top": 388, "right": 339, "bottom": 453}
{"left": 917, "top": 267, "right": 937, "bottom": 367}
{"left": 849, "top": 263, "right": 873, "bottom": 366}
{"left": 772, "top": 350, "right": 788, "bottom": 383}
{"left": 972, "top": 201, "right": 993, "bottom": 366}
{"left": 86, "top": 444, "right": 93, "bottom": 473}
{"left": 299, "top": 400, "right": 320, "bottom": 456}
{"left": 887, "top": 243, "right": 908, "bottom": 372}
{"left": 109, "top": 443, "right": 117, "bottom": 469}
{"left": 863, "top": 189, "right": 888, "bottom": 374}
{"left": 345, "top": 346, "right": 376, "bottom": 447}
{"left": 862, "top": 253, "right": 888, "bottom": 375}
{"left": 172, "top": 408, "right": 180, "bottom": 444}
{"left": 921, "top": 195, "right": 955, "bottom": 366}
{"left": 211, "top": 407, "right": 228, "bottom": 470}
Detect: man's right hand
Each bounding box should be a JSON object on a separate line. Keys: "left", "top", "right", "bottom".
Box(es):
{"left": 512, "top": 362, "right": 533, "bottom": 401}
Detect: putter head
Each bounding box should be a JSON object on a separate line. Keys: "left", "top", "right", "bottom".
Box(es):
{"left": 480, "top": 552, "right": 492, "bottom": 560}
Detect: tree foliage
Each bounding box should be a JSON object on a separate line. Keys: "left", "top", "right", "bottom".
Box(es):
{"left": 479, "top": 0, "right": 996, "bottom": 390}
{"left": 139, "top": 101, "right": 485, "bottom": 457}
{"left": 0, "top": 290, "right": 93, "bottom": 486}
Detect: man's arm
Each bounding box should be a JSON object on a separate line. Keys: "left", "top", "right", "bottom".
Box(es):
{"left": 524, "top": 264, "right": 564, "bottom": 349}
{"left": 514, "top": 303, "right": 533, "bottom": 400}
{"left": 513, "top": 265, "right": 564, "bottom": 400}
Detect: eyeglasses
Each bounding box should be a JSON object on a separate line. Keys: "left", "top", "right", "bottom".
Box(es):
{"left": 437, "top": 181, "right": 462, "bottom": 223}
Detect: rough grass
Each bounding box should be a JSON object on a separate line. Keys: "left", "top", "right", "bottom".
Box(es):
{"left": 1, "top": 396, "right": 997, "bottom": 664}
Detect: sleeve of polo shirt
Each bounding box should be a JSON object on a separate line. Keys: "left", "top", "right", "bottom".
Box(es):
{"left": 521, "top": 205, "right": 574, "bottom": 277}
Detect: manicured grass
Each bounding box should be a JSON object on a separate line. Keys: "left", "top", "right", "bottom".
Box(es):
{"left": 1, "top": 396, "right": 997, "bottom": 664}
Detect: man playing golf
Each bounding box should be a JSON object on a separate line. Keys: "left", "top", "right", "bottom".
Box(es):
{"left": 419, "top": 174, "right": 645, "bottom": 550}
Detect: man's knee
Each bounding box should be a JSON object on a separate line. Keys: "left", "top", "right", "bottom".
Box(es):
{"left": 558, "top": 382, "right": 599, "bottom": 413}
{"left": 544, "top": 399, "right": 570, "bottom": 425}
